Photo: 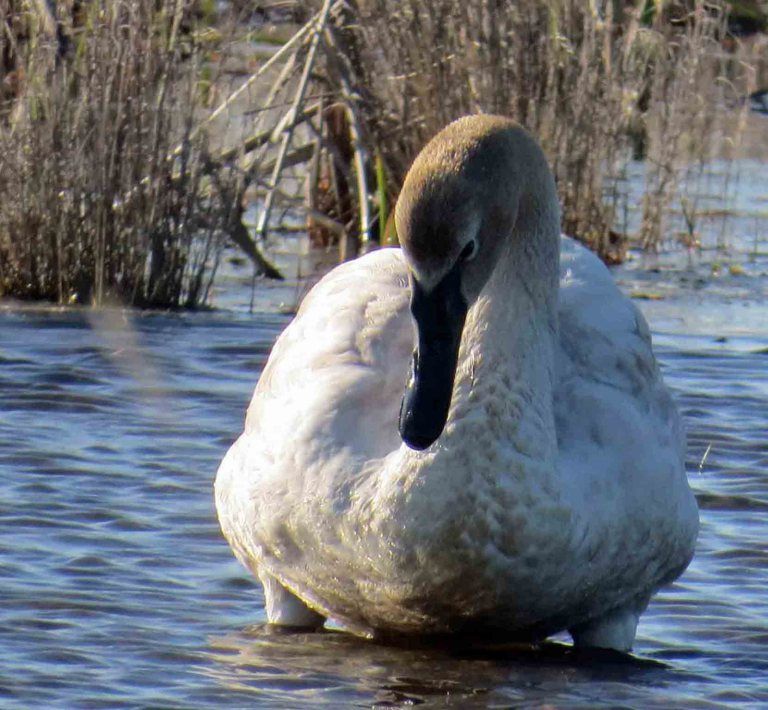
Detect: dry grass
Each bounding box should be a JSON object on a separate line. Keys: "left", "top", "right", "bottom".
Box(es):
{"left": 315, "top": 0, "right": 755, "bottom": 258}
{"left": 0, "top": 0, "right": 241, "bottom": 307}
{"left": 0, "top": 1, "right": 761, "bottom": 309}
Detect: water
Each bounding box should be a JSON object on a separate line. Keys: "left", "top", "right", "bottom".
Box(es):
{"left": 1, "top": 268, "right": 766, "bottom": 708}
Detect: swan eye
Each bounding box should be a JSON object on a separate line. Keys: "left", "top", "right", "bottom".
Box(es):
{"left": 460, "top": 239, "right": 477, "bottom": 263}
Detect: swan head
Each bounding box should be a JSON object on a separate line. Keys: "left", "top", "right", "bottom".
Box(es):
{"left": 394, "top": 115, "right": 546, "bottom": 450}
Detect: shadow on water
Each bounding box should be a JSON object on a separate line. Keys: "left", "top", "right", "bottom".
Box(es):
{"left": 201, "top": 624, "right": 694, "bottom": 708}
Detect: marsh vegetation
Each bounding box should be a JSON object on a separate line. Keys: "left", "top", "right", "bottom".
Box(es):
{"left": 0, "top": 0, "right": 765, "bottom": 307}
{"left": 0, "top": 0, "right": 249, "bottom": 307}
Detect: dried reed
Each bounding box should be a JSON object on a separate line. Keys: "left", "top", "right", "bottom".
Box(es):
{"left": 315, "top": 0, "right": 754, "bottom": 257}
{"left": 0, "top": 1, "right": 760, "bottom": 308}
{"left": 0, "top": 0, "right": 238, "bottom": 307}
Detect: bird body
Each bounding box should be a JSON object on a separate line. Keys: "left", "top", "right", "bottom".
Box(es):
{"left": 215, "top": 116, "right": 698, "bottom": 651}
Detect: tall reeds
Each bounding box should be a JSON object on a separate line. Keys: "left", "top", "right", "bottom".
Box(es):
{"left": 315, "top": 0, "right": 753, "bottom": 258}
{"left": 0, "top": 1, "right": 760, "bottom": 308}
{"left": 0, "top": 1, "right": 236, "bottom": 307}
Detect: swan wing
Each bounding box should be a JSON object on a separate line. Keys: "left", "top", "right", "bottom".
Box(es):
{"left": 555, "top": 236, "right": 698, "bottom": 581}
{"left": 215, "top": 248, "right": 412, "bottom": 585}
{"left": 245, "top": 248, "right": 412, "bottom": 462}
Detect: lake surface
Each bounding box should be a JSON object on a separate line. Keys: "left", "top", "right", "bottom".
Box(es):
{"left": 2, "top": 217, "right": 768, "bottom": 709}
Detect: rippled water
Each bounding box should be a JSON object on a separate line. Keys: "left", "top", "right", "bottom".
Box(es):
{"left": 1, "top": 273, "right": 767, "bottom": 706}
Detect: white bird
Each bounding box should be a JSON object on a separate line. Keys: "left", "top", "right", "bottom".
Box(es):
{"left": 215, "top": 115, "right": 698, "bottom": 652}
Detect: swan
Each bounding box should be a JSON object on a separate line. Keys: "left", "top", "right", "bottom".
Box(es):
{"left": 215, "top": 115, "right": 699, "bottom": 652}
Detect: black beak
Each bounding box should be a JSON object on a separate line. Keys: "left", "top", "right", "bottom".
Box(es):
{"left": 399, "top": 261, "right": 468, "bottom": 450}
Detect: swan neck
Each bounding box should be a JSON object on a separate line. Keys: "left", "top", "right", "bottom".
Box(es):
{"left": 439, "top": 211, "right": 561, "bottom": 469}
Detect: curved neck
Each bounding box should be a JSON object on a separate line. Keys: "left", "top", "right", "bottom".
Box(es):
{"left": 405, "top": 197, "right": 561, "bottom": 484}
{"left": 451, "top": 225, "right": 559, "bottom": 462}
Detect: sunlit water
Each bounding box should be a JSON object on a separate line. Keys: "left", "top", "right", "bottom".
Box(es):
{"left": 1, "top": 268, "right": 766, "bottom": 708}
{"left": 3, "top": 146, "right": 768, "bottom": 708}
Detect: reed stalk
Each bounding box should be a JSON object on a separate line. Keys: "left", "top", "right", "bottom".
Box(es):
{"left": 309, "top": 0, "right": 756, "bottom": 257}
{"left": 0, "top": 0, "right": 244, "bottom": 307}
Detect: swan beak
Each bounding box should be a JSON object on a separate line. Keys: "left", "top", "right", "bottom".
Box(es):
{"left": 399, "top": 262, "right": 468, "bottom": 450}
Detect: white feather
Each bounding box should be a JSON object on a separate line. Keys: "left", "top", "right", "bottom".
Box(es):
{"left": 215, "top": 236, "right": 698, "bottom": 650}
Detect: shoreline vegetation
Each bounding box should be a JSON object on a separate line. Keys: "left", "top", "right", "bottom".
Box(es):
{"left": 0, "top": 0, "right": 766, "bottom": 308}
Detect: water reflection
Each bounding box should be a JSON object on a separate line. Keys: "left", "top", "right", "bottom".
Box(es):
{"left": 203, "top": 625, "right": 683, "bottom": 707}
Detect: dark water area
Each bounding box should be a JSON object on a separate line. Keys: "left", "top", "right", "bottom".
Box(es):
{"left": 1, "top": 289, "right": 767, "bottom": 707}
